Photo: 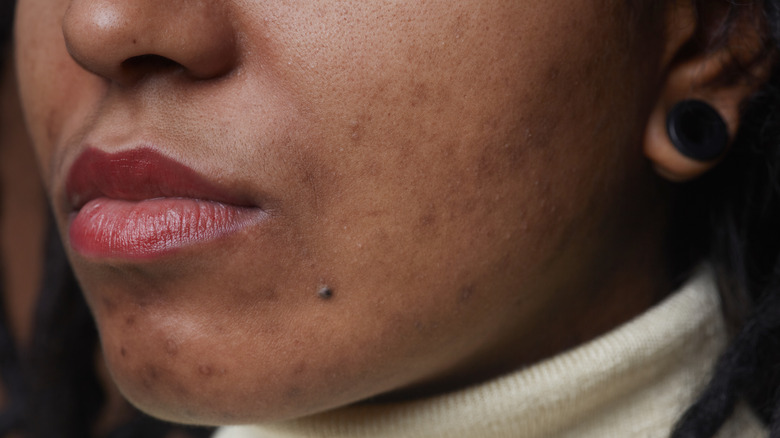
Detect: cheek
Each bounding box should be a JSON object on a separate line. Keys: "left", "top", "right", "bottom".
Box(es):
{"left": 14, "top": 0, "right": 659, "bottom": 425}
{"left": 15, "top": 0, "right": 103, "bottom": 190}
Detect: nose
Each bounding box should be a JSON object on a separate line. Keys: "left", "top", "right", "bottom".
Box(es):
{"left": 62, "top": 0, "right": 238, "bottom": 85}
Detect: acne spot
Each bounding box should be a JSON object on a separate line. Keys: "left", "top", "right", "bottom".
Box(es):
{"left": 141, "top": 365, "right": 160, "bottom": 389}
{"left": 101, "top": 297, "right": 117, "bottom": 315}
{"left": 349, "top": 120, "right": 361, "bottom": 141}
{"left": 120, "top": 347, "right": 127, "bottom": 358}
{"left": 261, "top": 287, "right": 279, "bottom": 302}
{"left": 285, "top": 386, "right": 302, "bottom": 399}
{"left": 170, "top": 379, "right": 192, "bottom": 398}
{"left": 459, "top": 284, "right": 476, "bottom": 303}
{"left": 293, "top": 361, "right": 307, "bottom": 375}
{"left": 410, "top": 82, "right": 429, "bottom": 107}
{"left": 418, "top": 212, "right": 437, "bottom": 229}
{"left": 318, "top": 287, "right": 334, "bottom": 300}
{"left": 198, "top": 365, "right": 213, "bottom": 377}
{"left": 125, "top": 316, "right": 136, "bottom": 327}
{"left": 165, "top": 339, "right": 178, "bottom": 356}
{"left": 548, "top": 66, "right": 560, "bottom": 80}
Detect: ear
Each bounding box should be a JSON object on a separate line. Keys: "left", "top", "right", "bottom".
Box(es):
{"left": 644, "top": 1, "right": 772, "bottom": 182}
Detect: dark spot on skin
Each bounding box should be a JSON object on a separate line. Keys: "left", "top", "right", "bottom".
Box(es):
{"left": 125, "top": 316, "right": 135, "bottom": 326}
{"left": 410, "top": 82, "right": 429, "bottom": 107}
{"left": 141, "top": 364, "right": 160, "bottom": 389}
{"left": 459, "top": 284, "right": 476, "bottom": 303}
{"left": 261, "top": 287, "right": 279, "bottom": 302}
{"left": 170, "top": 379, "right": 192, "bottom": 398}
{"left": 165, "top": 339, "right": 178, "bottom": 356}
{"left": 101, "top": 297, "right": 117, "bottom": 315}
{"left": 120, "top": 347, "right": 127, "bottom": 357}
{"left": 318, "top": 287, "right": 334, "bottom": 300}
{"left": 349, "top": 120, "right": 361, "bottom": 141}
{"left": 293, "top": 361, "right": 307, "bottom": 375}
{"left": 418, "top": 212, "right": 437, "bottom": 228}
{"left": 132, "top": 38, "right": 137, "bottom": 44}
{"left": 285, "top": 386, "right": 302, "bottom": 399}
{"left": 548, "top": 66, "right": 560, "bottom": 80}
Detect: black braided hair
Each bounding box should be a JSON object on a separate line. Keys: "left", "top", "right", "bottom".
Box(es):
{"left": 670, "top": 1, "right": 780, "bottom": 437}
{"left": 0, "top": 1, "right": 27, "bottom": 434}
{"left": 0, "top": 0, "right": 12, "bottom": 48}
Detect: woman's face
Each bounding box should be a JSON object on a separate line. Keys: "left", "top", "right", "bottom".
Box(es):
{"left": 16, "top": 0, "right": 668, "bottom": 425}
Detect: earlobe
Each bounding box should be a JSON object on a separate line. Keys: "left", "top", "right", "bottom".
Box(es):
{"left": 645, "top": 98, "right": 730, "bottom": 182}
{"left": 644, "top": 2, "right": 769, "bottom": 182}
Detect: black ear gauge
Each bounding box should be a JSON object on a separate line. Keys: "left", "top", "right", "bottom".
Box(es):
{"left": 666, "top": 99, "right": 729, "bottom": 161}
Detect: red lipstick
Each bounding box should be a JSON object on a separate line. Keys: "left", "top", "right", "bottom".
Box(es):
{"left": 66, "top": 147, "right": 264, "bottom": 260}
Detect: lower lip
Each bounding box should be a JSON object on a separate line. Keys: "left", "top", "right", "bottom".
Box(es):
{"left": 69, "top": 197, "right": 263, "bottom": 260}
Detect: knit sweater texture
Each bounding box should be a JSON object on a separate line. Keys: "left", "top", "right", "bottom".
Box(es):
{"left": 214, "top": 270, "right": 767, "bottom": 438}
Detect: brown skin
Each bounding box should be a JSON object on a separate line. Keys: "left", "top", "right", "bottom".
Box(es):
{"left": 15, "top": 0, "right": 729, "bottom": 426}
{"left": 0, "top": 49, "right": 45, "bottom": 438}
{"left": 1, "top": 49, "right": 45, "bottom": 350}
{"left": 1, "top": 48, "right": 141, "bottom": 436}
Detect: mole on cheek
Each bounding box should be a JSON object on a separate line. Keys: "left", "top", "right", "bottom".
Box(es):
{"left": 317, "top": 287, "right": 334, "bottom": 300}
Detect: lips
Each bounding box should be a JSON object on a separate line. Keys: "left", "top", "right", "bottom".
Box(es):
{"left": 66, "top": 147, "right": 265, "bottom": 260}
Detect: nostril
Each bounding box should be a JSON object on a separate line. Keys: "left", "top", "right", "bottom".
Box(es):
{"left": 121, "top": 54, "right": 183, "bottom": 78}
{"left": 62, "top": 1, "right": 238, "bottom": 85}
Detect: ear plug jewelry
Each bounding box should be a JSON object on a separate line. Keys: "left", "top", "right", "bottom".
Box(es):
{"left": 666, "top": 99, "right": 729, "bottom": 161}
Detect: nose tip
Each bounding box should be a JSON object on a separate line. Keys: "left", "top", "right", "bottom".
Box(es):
{"left": 62, "top": 0, "right": 238, "bottom": 84}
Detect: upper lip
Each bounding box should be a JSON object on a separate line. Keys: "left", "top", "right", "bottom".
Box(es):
{"left": 65, "top": 147, "right": 256, "bottom": 211}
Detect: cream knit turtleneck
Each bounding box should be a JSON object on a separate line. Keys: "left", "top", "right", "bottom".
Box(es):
{"left": 214, "top": 270, "right": 767, "bottom": 438}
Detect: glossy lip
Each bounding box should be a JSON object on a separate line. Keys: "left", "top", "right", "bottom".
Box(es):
{"left": 66, "top": 147, "right": 266, "bottom": 260}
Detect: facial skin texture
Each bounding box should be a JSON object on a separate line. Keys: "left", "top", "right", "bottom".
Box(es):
{"left": 16, "top": 0, "right": 673, "bottom": 425}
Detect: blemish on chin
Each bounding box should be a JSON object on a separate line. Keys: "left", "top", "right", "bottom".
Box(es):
{"left": 197, "top": 364, "right": 226, "bottom": 377}
{"left": 141, "top": 364, "right": 160, "bottom": 389}
{"left": 165, "top": 339, "right": 179, "bottom": 356}
{"left": 198, "top": 365, "right": 213, "bottom": 376}
{"left": 285, "top": 386, "right": 302, "bottom": 399}
{"left": 120, "top": 346, "right": 127, "bottom": 358}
